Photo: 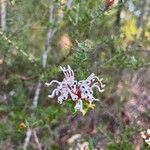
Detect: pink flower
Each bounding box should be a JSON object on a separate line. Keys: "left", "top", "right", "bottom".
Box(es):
{"left": 45, "top": 65, "right": 105, "bottom": 114}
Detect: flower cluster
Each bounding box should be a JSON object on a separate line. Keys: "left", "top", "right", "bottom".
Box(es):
{"left": 45, "top": 65, "right": 105, "bottom": 114}
{"left": 141, "top": 129, "right": 150, "bottom": 146}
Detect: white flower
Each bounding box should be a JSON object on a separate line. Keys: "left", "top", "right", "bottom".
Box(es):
{"left": 45, "top": 65, "right": 105, "bottom": 114}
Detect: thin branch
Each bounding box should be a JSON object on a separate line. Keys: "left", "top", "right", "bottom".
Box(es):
{"left": 23, "top": 82, "right": 41, "bottom": 150}
{"left": 23, "top": 129, "right": 32, "bottom": 150}
{"left": 33, "top": 129, "right": 42, "bottom": 150}
{"left": 1, "top": 0, "right": 7, "bottom": 32}
{"left": 0, "top": 30, "right": 37, "bottom": 63}
{"left": 42, "top": 6, "right": 55, "bottom": 68}
{"left": 42, "top": 0, "right": 73, "bottom": 68}
{"left": 32, "top": 82, "right": 42, "bottom": 109}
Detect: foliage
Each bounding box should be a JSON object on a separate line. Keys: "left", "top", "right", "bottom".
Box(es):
{"left": 0, "top": 0, "right": 150, "bottom": 149}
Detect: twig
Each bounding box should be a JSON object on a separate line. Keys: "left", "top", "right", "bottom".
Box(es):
{"left": 0, "top": 30, "right": 37, "bottom": 63}
{"left": 32, "top": 82, "right": 42, "bottom": 109}
{"left": 42, "top": 0, "right": 73, "bottom": 68}
{"left": 1, "top": 0, "right": 7, "bottom": 31}
{"left": 42, "top": 6, "right": 55, "bottom": 68}
{"left": 23, "top": 128, "right": 32, "bottom": 150}
{"left": 33, "top": 129, "right": 42, "bottom": 150}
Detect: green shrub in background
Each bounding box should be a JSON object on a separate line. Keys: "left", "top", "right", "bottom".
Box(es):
{"left": 0, "top": 0, "right": 150, "bottom": 149}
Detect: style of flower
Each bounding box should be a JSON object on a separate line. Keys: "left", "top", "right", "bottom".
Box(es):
{"left": 45, "top": 65, "right": 105, "bottom": 114}
{"left": 141, "top": 129, "right": 150, "bottom": 146}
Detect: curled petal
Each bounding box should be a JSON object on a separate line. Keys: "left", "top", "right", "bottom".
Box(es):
{"left": 67, "top": 86, "right": 78, "bottom": 100}
{"left": 55, "top": 90, "right": 60, "bottom": 96}
{"left": 65, "top": 66, "right": 71, "bottom": 79}
{"left": 88, "top": 96, "right": 99, "bottom": 105}
{"left": 67, "top": 65, "right": 74, "bottom": 78}
{"left": 59, "top": 66, "right": 64, "bottom": 71}
{"left": 93, "top": 98, "right": 100, "bottom": 101}
{"left": 48, "top": 89, "right": 59, "bottom": 98}
{"left": 86, "top": 73, "right": 95, "bottom": 80}
{"left": 91, "top": 84, "right": 104, "bottom": 93}
{"left": 92, "top": 76, "right": 105, "bottom": 88}
{"left": 45, "top": 80, "right": 60, "bottom": 86}
{"left": 60, "top": 65, "right": 75, "bottom": 83}
{"left": 61, "top": 91, "right": 69, "bottom": 100}
{"left": 58, "top": 96, "right": 63, "bottom": 104}
{"left": 60, "top": 66, "right": 68, "bottom": 78}
{"left": 85, "top": 73, "right": 95, "bottom": 84}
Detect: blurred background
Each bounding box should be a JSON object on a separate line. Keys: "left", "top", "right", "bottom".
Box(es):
{"left": 0, "top": 0, "right": 150, "bottom": 149}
